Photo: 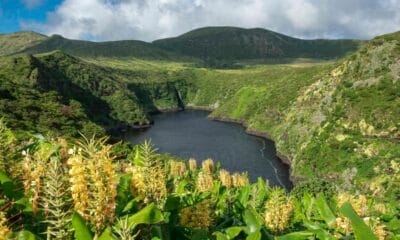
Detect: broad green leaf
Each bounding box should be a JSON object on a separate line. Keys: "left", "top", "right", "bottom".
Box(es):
{"left": 14, "top": 230, "right": 37, "bottom": 240}
{"left": 238, "top": 185, "right": 251, "bottom": 208}
{"left": 225, "top": 226, "right": 244, "bottom": 239}
{"left": 72, "top": 212, "right": 93, "bottom": 240}
{"left": 126, "top": 203, "right": 164, "bottom": 229}
{"left": 340, "top": 202, "right": 377, "bottom": 240}
{"left": 243, "top": 209, "right": 261, "bottom": 234}
{"left": 98, "top": 227, "right": 116, "bottom": 240}
{"left": 301, "top": 193, "right": 315, "bottom": 221}
{"left": 304, "top": 221, "right": 335, "bottom": 240}
{"left": 116, "top": 174, "right": 133, "bottom": 215}
{"left": 276, "top": 231, "right": 314, "bottom": 240}
{"left": 246, "top": 231, "right": 261, "bottom": 240}
{"left": 315, "top": 193, "right": 336, "bottom": 227}
{"left": 214, "top": 232, "right": 229, "bottom": 240}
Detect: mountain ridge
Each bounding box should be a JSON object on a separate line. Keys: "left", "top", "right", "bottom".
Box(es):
{"left": 153, "top": 26, "right": 362, "bottom": 60}
{"left": 1, "top": 27, "right": 363, "bottom": 61}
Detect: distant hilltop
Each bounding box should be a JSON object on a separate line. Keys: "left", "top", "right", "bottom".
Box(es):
{"left": 1, "top": 26, "right": 362, "bottom": 60}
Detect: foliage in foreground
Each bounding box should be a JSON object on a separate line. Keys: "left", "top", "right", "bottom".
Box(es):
{"left": 0, "top": 120, "right": 398, "bottom": 240}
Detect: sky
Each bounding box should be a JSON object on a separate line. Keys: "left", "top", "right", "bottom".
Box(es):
{"left": 0, "top": 0, "right": 399, "bottom": 42}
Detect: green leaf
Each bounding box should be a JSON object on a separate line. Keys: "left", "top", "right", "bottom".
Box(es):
{"left": 214, "top": 232, "right": 229, "bottom": 240}
{"left": 116, "top": 174, "right": 133, "bottom": 215}
{"left": 243, "top": 209, "right": 261, "bottom": 234}
{"left": 72, "top": 212, "right": 93, "bottom": 240}
{"left": 301, "top": 193, "right": 315, "bottom": 221}
{"left": 275, "top": 231, "right": 314, "bottom": 240}
{"left": 254, "top": 178, "right": 268, "bottom": 208}
{"left": 132, "top": 146, "right": 144, "bottom": 166}
{"left": 122, "top": 197, "right": 141, "bottom": 213}
{"left": 126, "top": 203, "right": 164, "bottom": 229}
{"left": 225, "top": 226, "right": 244, "bottom": 239}
{"left": 14, "top": 197, "right": 33, "bottom": 213}
{"left": 14, "top": 230, "right": 37, "bottom": 240}
{"left": 98, "top": 227, "right": 116, "bottom": 240}
{"left": 176, "top": 179, "right": 188, "bottom": 195}
{"left": 238, "top": 185, "right": 251, "bottom": 208}
{"left": 315, "top": 193, "right": 336, "bottom": 227}
{"left": 246, "top": 231, "right": 261, "bottom": 240}
{"left": 304, "top": 221, "right": 335, "bottom": 240}
{"left": 340, "top": 202, "right": 377, "bottom": 240}
{"left": 0, "top": 171, "right": 22, "bottom": 199}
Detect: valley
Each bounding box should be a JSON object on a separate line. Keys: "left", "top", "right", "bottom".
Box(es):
{"left": 0, "top": 27, "right": 399, "bottom": 239}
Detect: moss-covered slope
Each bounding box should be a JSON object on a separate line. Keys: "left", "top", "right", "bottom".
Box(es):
{"left": 205, "top": 32, "right": 400, "bottom": 204}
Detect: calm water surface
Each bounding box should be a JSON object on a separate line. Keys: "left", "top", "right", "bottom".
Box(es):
{"left": 123, "top": 110, "right": 291, "bottom": 189}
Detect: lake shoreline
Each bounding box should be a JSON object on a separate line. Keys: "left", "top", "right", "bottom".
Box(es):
{"left": 207, "top": 114, "right": 301, "bottom": 186}
{"left": 125, "top": 107, "right": 298, "bottom": 187}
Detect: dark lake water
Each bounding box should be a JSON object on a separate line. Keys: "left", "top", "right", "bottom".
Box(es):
{"left": 123, "top": 110, "right": 292, "bottom": 189}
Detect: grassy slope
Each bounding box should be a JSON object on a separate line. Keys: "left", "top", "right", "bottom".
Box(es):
{"left": 202, "top": 32, "right": 400, "bottom": 204}
{"left": 0, "top": 31, "right": 47, "bottom": 56}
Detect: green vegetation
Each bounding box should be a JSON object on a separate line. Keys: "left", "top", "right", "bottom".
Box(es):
{"left": 21, "top": 34, "right": 184, "bottom": 60}
{"left": 2, "top": 27, "right": 359, "bottom": 63}
{"left": 153, "top": 27, "right": 361, "bottom": 61}
{"left": 0, "top": 31, "right": 47, "bottom": 56}
{"left": 0, "top": 51, "right": 191, "bottom": 137}
{"left": 0, "top": 28, "right": 399, "bottom": 239}
{"left": 0, "top": 127, "right": 397, "bottom": 239}
{"left": 206, "top": 32, "right": 400, "bottom": 210}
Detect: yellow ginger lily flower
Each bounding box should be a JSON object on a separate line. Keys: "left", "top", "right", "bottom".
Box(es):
{"left": 202, "top": 159, "right": 214, "bottom": 174}
{"left": 219, "top": 169, "right": 232, "bottom": 188}
{"left": 188, "top": 158, "right": 197, "bottom": 171}
{"left": 196, "top": 172, "right": 214, "bottom": 192}
{"left": 0, "top": 212, "right": 10, "bottom": 239}
{"left": 264, "top": 189, "right": 293, "bottom": 233}
{"left": 179, "top": 200, "right": 214, "bottom": 229}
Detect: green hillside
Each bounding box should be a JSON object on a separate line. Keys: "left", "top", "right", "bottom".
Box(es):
{"left": 153, "top": 26, "right": 361, "bottom": 61}
{"left": 204, "top": 32, "right": 400, "bottom": 205}
{"left": 0, "top": 31, "right": 47, "bottom": 56}
{"left": 0, "top": 51, "right": 193, "bottom": 137}
{"left": 20, "top": 34, "right": 183, "bottom": 59}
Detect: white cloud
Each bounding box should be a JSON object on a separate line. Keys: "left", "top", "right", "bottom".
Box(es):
{"left": 21, "top": 0, "right": 44, "bottom": 9}
{"left": 285, "top": 0, "right": 320, "bottom": 30}
{"left": 21, "top": 0, "right": 400, "bottom": 41}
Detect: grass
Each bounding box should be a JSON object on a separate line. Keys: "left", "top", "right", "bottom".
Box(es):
{"left": 0, "top": 31, "right": 47, "bottom": 56}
